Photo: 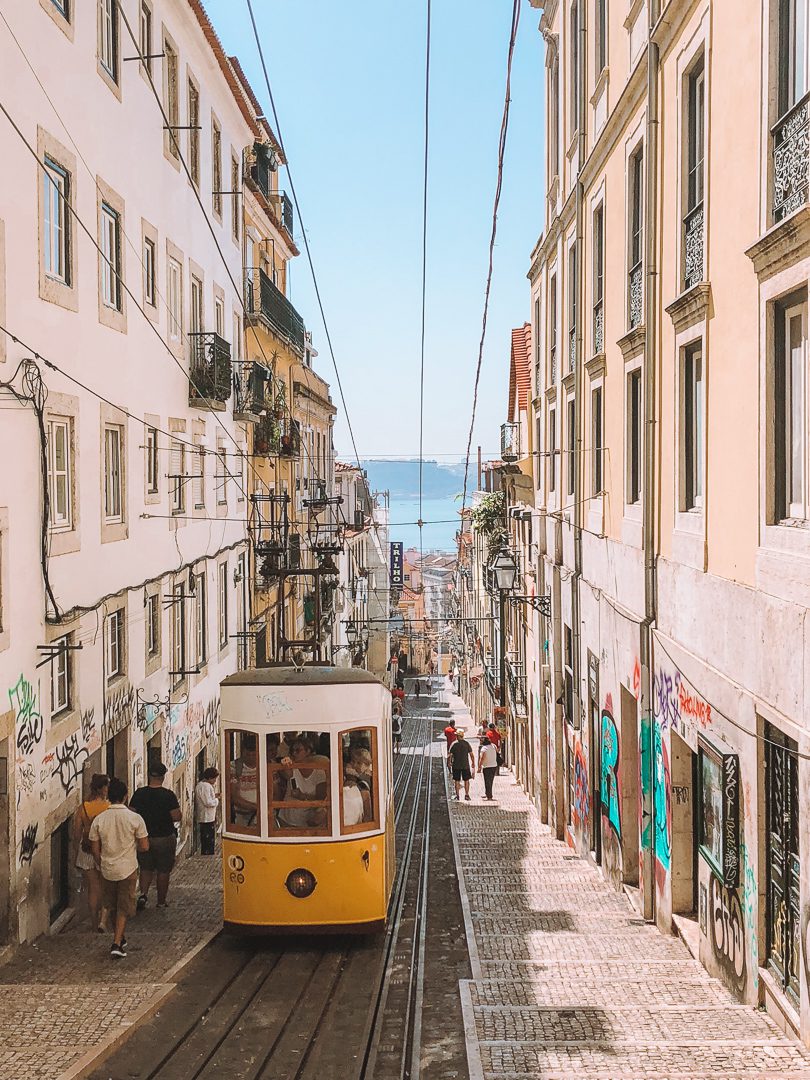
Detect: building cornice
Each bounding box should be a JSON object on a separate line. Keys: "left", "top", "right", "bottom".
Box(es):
{"left": 617, "top": 325, "right": 646, "bottom": 361}
{"left": 745, "top": 206, "right": 810, "bottom": 282}
{"left": 665, "top": 282, "right": 712, "bottom": 334}
{"left": 585, "top": 352, "right": 607, "bottom": 379}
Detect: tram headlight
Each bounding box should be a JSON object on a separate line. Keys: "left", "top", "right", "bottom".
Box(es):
{"left": 285, "top": 868, "right": 317, "bottom": 898}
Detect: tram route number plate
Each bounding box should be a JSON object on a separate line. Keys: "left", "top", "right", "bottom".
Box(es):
{"left": 228, "top": 854, "right": 246, "bottom": 885}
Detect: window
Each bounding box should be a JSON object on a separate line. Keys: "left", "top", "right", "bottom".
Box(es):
{"left": 549, "top": 274, "right": 558, "bottom": 382}
{"left": 549, "top": 56, "right": 560, "bottom": 183}
{"left": 144, "top": 237, "right": 156, "bottom": 307}
{"left": 171, "top": 583, "right": 185, "bottom": 686}
{"left": 215, "top": 297, "right": 225, "bottom": 337}
{"left": 212, "top": 120, "right": 222, "bottom": 216}
{"left": 47, "top": 418, "right": 72, "bottom": 530}
{"left": 568, "top": 244, "right": 577, "bottom": 373}
{"left": 216, "top": 449, "right": 228, "bottom": 505}
{"left": 687, "top": 60, "right": 705, "bottom": 215}
{"left": 595, "top": 0, "right": 607, "bottom": 76}
{"left": 563, "top": 625, "right": 574, "bottom": 723}
{"left": 776, "top": 298, "right": 808, "bottom": 519}
{"left": 190, "top": 275, "right": 203, "bottom": 337}
{"left": 629, "top": 146, "right": 644, "bottom": 328}
{"left": 682, "top": 343, "right": 705, "bottom": 511}
{"left": 218, "top": 562, "right": 228, "bottom": 648}
{"left": 51, "top": 0, "right": 69, "bottom": 18}
{"left": 626, "top": 368, "right": 642, "bottom": 505}
{"left": 168, "top": 257, "right": 182, "bottom": 340}
{"left": 593, "top": 203, "right": 604, "bottom": 355}
{"left": 569, "top": 2, "right": 579, "bottom": 138}
{"left": 146, "top": 592, "right": 160, "bottom": 658}
{"left": 567, "top": 397, "right": 576, "bottom": 497}
{"left": 592, "top": 384, "right": 604, "bottom": 496}
{"left": 105, "top": 609, "right": 124, "bottom": 681}
{"left": 43, "top": 158, "right": 70, "bottom": 284}
{"left": 50, "top": 634, "right": 71, "bottom": 716}
{"left": 535, "top": 416, "right": 543, "bottom": 490}
{"left": 225, "top": 730, "right": 261, "bottom": 836}
{"left": 231, "top": 156, "right": 240, "bottom": 240}
{"left": 549, "top": 407, "right": 557, "bottom": 492}
{"left": 779, "top": 0, "right": 809, "bottom": 116}
{"left": 170, "top": 439, "right": 185, "bottom": 514}
{"left": 195, "top": 573, "right": 207, "bottom": 667}
{"left": 146, "top": 425, "right": 159, "bottom": 493}
{"left": 139, "top": 2, "right": 152, "bottom": 73}
{"left": 267, "top": 731, "right": 331, "bottom": 836}
{"left": 188, "top": 80, "right": 200, "bottom": 187}
{"left": 534, "top": 298, "right": 542, "bottom": 391}
{"left": 194, "top": 447, "right": 205, "bottom": 509}
{"left": 99, "top": 0, "right": 118, "bottom": 82}
{"left": 164, "top": 40, "right": 179, "bottom": 159}
{"left": 340, "top": 728, "right": 378, "bottom": 832}
{"left": 100, "top": 202, "right": 121, "bottom": 310}
{"left": 104, "top": 425, "right": 123, "bottom": 522}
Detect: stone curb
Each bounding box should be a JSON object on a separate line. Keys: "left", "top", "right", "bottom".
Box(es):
{"left": 459, "top": 979, "right": 486, "bottom": 1080}
{"left": 57, "top": 927, "right": 221, "bottom": 1080}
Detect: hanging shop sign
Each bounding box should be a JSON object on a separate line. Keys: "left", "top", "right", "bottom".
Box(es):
{"left": 697, "top": 736, "right": 740, "bottom": 887}
{"left": 390, "top": 542, "right": 404, "bottom": 587}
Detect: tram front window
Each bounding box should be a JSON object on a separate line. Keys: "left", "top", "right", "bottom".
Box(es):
{"left": 226, "top": 730, "right": 261, "bottom": 836}
{"left": 341, "top": 728, "right": 378, "bottom": 832}
{"left": 268, "top": 732, "right": 331, "bottom": 835}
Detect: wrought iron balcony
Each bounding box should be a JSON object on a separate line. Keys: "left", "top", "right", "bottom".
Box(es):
{"left": 233, "top": 361, "right": 268, "bottom": 422}
{"left": 279, "top": 192, "right": 293, "bottom": 236}
{"left": 628, "top": 261, "right": 643, "bottom": 329}
{"left": 243, "top": 141, "right": 278, "bottom": 201}
{"left": 244, "top": 267, "right": 305, "bottom": 355}
{"left": 500, "top": 421, "right": 520, "bottom": 463}
{"left": 254, "top": 413, "right": 281, "bottom": 457}
{"left": 683, "top": 202, "right": 704, "bottom": 291}
{"left": 188, "top": 332, "right": 231, "bottom": 408}
{"left": 568, "top": 326, "right": 576, "bottom": 372}
{"left": 593, "top": 299, "right": 604, "bottom": 355}
{"left": 279, "top": 417, "right": 301, "bottom": 459}
{"left": 773, "top": 92, "right": 810, "bottom": 222}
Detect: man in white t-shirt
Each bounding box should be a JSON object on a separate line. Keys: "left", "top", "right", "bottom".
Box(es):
{"left": 477, "top": 739, "right": 499, "bottom": 801}
{"left": 89, "top": 777, "right": 149, "bottom": 958}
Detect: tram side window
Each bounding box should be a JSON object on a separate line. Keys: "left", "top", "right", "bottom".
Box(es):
{"left": 340, "top": 727, "right": 378, "bottom": 833}
{"left": 267, "top": 731, "right": 331, "bottom": 836}
{"left": 226, "top": 730, "right": 261, "bottom": 836}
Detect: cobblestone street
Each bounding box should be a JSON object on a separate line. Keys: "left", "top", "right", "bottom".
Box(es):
{"left": 451, "top": 767, "right": 810, "bottom": 1080}
{"left": 0, "top": 850, "right": 221, "bottom": 1080}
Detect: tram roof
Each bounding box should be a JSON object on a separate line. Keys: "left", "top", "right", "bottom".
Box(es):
{"left": 221, "top": 666, "right": 385, "bottom": 688}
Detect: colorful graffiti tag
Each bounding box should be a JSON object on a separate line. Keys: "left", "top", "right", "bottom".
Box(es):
{"left": 709, "top": 872, "right": 747, "bottom": 996}
{"left": 653, "top": 722, "right": 671, "bottom": 887}
{"left": 600, "top": 709, "right": 620, "bottom": 838}
{"left": 572, "top": 741, "right": 590, "bottom": 832}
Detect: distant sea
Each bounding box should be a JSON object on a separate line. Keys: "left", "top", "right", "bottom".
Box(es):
{"left": 387, "top": 496, "right": 460, "bottom": 553}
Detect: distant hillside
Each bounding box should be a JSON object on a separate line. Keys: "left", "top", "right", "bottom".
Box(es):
{"left": 362, "top": 459, "right": 465, "bottom": 500}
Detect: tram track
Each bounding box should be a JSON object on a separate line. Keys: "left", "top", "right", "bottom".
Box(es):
{"left": 91, "top": 701, "right": 438, "bottom": 1080}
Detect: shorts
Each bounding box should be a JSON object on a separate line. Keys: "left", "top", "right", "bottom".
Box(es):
{"left": 101, "top": 870, "right": 138, "bottom": 918}
{"left": 75, "top": 848, "right": 97, "bottom": 872}
{"left": 137, "top": 835, "right": 177, "bottom": 874}
{"left": 393, "top": 732, "right": 402, "bottom": 743}
{"left": 452, "top": 768, "right": 472, "bottom": 782}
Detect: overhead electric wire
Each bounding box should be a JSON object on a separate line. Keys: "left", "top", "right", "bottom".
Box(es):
{"left": 460, "top": 0, "right": 521, "bottom": 516}
{"left": 417, "top": 0, "right": 432, "bottom": 576}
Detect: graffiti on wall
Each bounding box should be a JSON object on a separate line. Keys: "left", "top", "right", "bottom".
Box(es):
{"left": 709, "top": 872, "right": 747, "bottom": 996}
{"left": 654, "top": 663, "right": 712, "bottom": 739}
{"left": 52, "top": 731, "right": 89, "bottom": 796}
{"left": 600, "top": 708, "right": 620, "bottom": 838}
{"left": 572, "top": 741, "right": 590, "bottom": 832}
{"left": 739, "top": 842, "right": 758, "bottom": 987}
{"left": 19, "top": 823, "right": 39, "bottom": 865}
{"left": 102, "top": 683, "right": 136, "bottom": 746}
{"left": 10, "top": 675, "right": 43, "bottom": 756}
{"left": 653, "top": 722, "right": 671, "bottom": 887}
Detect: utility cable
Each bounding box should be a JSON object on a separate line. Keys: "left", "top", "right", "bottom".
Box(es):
{"left": 418, "top": 0, "right": 432, "bottom": 577}
{"left": 460, "top": 0, "right": 521, "bottom": 517}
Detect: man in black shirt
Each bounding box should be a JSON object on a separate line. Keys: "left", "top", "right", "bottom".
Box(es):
{"left": 130, "top": 762, "right": 181, "bottom": 910}
{"left": 447, "top": 728, "right": 475, "bottom": 802}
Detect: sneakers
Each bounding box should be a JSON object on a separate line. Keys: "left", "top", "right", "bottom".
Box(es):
{"left": 136, "top": 894, "right": 148, "bottom": 911}
{"left": 465, "top": 794, "right": 472, "bottom": 801}
{"left": 156, "top": 900, "right": 169, "bottom": 908}
{"left": 110, "top": 942, "right": 126, "bottom": 959}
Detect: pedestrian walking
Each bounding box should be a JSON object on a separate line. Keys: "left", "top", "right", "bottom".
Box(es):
{"left": 392, "top": 700, "right": 403, "bottom": 756}
{"left": 487, "top": 722, "right": 503, "bottom": 771}
{"left": 130, "top": 762, "right": 181, "bottom": 910}
{"left": 415, "top": 679, "right": 422, "bottom": 699}
{"left": 444, "top": 717, "right": 458, "bottom": 751}
{"left": 478, "top": 739, "right": 498, "bottom": 800}
{"left": 88, "top": 777, "right": 149, "bottom": 958}
{"left": 71, "top": 773, "right": 110, "bottom": 931}
{"left": 447, "top": 728, "right": 475, "bottom": 801}
{"left": 195, "top": 767, "right": 219, "bottom": 855}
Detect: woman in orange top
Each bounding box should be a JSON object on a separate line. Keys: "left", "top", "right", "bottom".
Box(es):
{"left": 71, "top": 773, "right": 110, "bottom": 931}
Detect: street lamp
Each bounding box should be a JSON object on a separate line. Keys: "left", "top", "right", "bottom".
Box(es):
{"left": 488, "top": 547, "right": 518, "bottom": 715}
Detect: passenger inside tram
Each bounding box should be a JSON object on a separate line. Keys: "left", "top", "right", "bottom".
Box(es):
{"left": 229, "top": 732, "right": 259, "bottom": 828}
{"left": 340, "top": 730, "right": 375, "bottom": 828}
{"left": 272, "top": 734, "right": 330, "bottom": 831}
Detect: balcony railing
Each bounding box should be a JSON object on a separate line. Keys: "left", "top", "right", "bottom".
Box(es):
{"left": 628, "top": 261, "right": 643, "bottom": 329}
{"left": 243, "top": 141, "right": 277, "bottom": 201}
{"left": 568, "top": 326, "right": 576, "bottom": 372}
{"left": 244, "top": 267, "right": 305, "bottom": 355}
{"left": 501, "top": 421, "right": 520, "bottom": 462}
{"left": 593, "top": 299, "right": 604, "bottom": 355}
{"left": 773, "top": 92, "right": 810, "bottom": 222}
{"left": 188, "top": 332, "right": 231, "bottom": 408}
{"left": 233, "top": 361, "right": 268, "bottom": 422}
{"left": 683, "top": 201, "right": 704, "bottom": 291}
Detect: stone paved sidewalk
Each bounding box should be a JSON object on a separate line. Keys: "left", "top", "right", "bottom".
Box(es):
{"left": 446, "top": 738, "right": 810, "bottom": 1077}
{"left": 0, "top": 848, "right": 222, "bottom": 1080}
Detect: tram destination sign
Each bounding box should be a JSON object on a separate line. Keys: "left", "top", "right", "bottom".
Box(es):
{"left": 390, "top": 542, "right": 404, "bottom": 587}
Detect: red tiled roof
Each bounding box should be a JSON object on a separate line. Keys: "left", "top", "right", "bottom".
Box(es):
{"left": 186, "top": 1, "right": 259, "bottom": 138}
{"left": 508, "top": 322, "right": 532, "bottom": 421}
{"left": 227, "top": 55, "right": 285, "bottom": 161}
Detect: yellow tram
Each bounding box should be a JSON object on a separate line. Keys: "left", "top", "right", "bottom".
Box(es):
{"left": 219, "top": 666, "right": 395, "bottom": 932}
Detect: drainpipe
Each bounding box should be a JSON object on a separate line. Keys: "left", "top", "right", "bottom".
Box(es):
{"left": 640, "top": 1, "right": 661, "bottom": 924}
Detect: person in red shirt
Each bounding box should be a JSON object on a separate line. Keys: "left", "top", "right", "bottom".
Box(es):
{"left": 444, "top": 718, "right": 457, "bottom": 750}
{"left": 486, "top": 722, "right": 502, "bottom": 750}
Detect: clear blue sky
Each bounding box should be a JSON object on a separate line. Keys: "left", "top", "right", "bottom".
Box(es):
{"left": 204, "top": 0, "right": 545, "bottom": 462}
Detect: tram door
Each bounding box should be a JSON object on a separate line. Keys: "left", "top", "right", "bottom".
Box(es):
{"left": 766, "top": 723, "right": 800, "bottom": 1007}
